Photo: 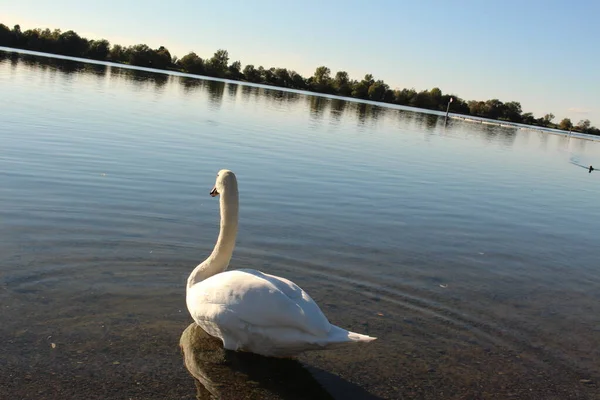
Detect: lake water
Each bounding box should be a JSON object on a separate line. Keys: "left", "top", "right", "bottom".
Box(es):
{"left": 1, "top": 48, "right": 599, "bottom": 400}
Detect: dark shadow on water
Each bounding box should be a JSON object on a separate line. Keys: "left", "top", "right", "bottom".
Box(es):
{"left": 179, "top": 323, "right": 382, "bottom": 400}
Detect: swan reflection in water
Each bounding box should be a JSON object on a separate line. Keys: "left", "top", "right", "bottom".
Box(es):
{"left": 179, "top": 323, "right": 381, "bottom": 400}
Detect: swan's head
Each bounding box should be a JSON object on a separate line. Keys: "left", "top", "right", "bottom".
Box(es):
{"left": 210, "top": 169, "right": 237, "bottom": 197}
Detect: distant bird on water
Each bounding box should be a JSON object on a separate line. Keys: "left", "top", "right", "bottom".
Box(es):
{"left": 589, "top": 165, "right": 594, "bottom": 173}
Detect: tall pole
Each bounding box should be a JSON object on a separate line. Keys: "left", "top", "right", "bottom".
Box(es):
{"left": 444, "top": 97, "right": 453, "bottom": 125}
{"left": 445, "top": 97, "right": 453, "bottom": 119}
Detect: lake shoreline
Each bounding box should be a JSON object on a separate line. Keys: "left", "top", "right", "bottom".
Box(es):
{"left": 1, "top": 45, "right": 596, "bottom": 140}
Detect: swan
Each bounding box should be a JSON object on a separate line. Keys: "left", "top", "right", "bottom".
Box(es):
{"left": 185, "top": 169, "right": 376, "bottom": 358}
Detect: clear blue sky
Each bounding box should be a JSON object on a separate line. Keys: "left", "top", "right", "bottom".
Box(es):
{"left": 3, "top": 0, "right": 599, "bottom": 126}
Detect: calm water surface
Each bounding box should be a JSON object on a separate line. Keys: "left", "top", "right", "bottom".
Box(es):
{"left": 1, "top": 49, "right": 600, "bottom": 399}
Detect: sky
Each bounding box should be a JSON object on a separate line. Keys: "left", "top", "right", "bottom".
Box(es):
{"left": 2, "top": 0, "right": 599, "bottom": 126}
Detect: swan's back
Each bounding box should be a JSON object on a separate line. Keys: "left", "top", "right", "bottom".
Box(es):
{"left": 187, "top": 269, "right": 331, "bottom": 338}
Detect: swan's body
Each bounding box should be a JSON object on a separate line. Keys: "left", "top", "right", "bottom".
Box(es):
{"left": 185, "top": 169, "right": 376, "bottom": 358}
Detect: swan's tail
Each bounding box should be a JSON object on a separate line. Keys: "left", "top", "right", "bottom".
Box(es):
{"left": 318, "top": 324, "right": 376, "bottom": 349}
{"left": 245, "top": 324, "right": 376, "bottom": 357}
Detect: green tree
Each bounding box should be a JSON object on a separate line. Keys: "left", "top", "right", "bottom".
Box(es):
{"left": 484, "top": 99, "right": 504, "bottom": 119}
{"left": 351, "top": 81, "right": 367, "bottom": 99}
{"left": 179, "top": 52, "right": 204, "bottom": 74}
{"left": 383, "top": 89, "right": 395, "bottom": 103}
{"left": 128, "top": 44, "right": 154, "bottom": 67}
{"left": 58, "top": 30, "right": 88, "bottom": 57}
{"left": 468, "top": 100, "right": 485, "bottom": 116}
{"left": 154, "top": 46, "right": 172, "bottom": 69}
{"left": 413, "top": 90, "right": 436, "bottom": 109}
{"left": 502, "top": 101, "right": 522, "bottom": 122}
{"left": 266, "top": 67, "right": 279, "bottom": 85}
{"left": 558, "top": 118, "right": 573, "bottom": 131}
{"left": 227, "top": 60, "right": 242, "bottom": 80}
{"left": 207, "top": 49, "right": 229, "bottom": 77}
{"left": 543, "top": 113, "right": 555, "bottom": 126}
{"left": 289, "top": 71, "right": 307, "bottom": 89}
{"left": 429, "top": 87, "right": 443, "bottom": 109}
{"left": 576, "top": 119, "right": 591, "bottom": 132}
{"left": 394, "top": 88, "right": 416, "bottom": 105}
{"left": 312, "top": 66, "right": 332, "bottom": 93}
{"left": 0, "top": 23, "right": 11, "bottom": 46}
{"left": 521, "top": 112, "right": 535, "bottom": 125}
{"left": 351, "top": 74, "right": 374, "bottom": 99}
{"left": 87, "top": 39, "right": 110, "bottom": 60}
{"left": 109, "top": 44, "right": 127, "bottom": 62}
{"left": 12, "top": 24, "right": 24, "bottom": 47}
{"left": 368, "top": 80, "right": 389, "bottom": 102}
{"left": 271, "top": 68, "right": 291, "bottom": 86}
{"left": 333, "top": 71, "right": 352, "bottom": 96}
{"left": 242, "top": 64, "right": 260, "bottom": 82}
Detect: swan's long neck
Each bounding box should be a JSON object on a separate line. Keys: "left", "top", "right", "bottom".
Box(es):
{"left": 187, "top": 185, "right": 239, "bottom": 289}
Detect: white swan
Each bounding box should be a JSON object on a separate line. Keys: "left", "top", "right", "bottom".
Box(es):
{"left": 186, "top": 169, "right": 376, "bottom": 358}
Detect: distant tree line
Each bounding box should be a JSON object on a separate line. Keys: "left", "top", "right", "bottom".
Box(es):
{"left": 1, "top": 22, "right": 597, "bottom": 136}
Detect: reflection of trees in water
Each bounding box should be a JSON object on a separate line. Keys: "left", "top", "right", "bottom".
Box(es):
{"left": 179, "top": 76, "right": 204, "bottom": 94}
{"left": 353, "top": 102, "right": 384, "bottom": 127}
{"left": 206, "top": 80, "right": 225, "bottom": 109}
{"left": 19, "top": 53, "right": 87, "bottom": 74}
{"left": 395, "top": 109, "right": 417, "bottom": 128}
{"left": 240, "top": 84, "right": 259, "bottom": 101}
{"left": 263, "top": 88, "right": 301, "bottom": 105}
{"left": 83, "top": 63, "right": 108, "bottom": 77}
{"left": 113, "top": 68, "right": 169, "bottom": 89}
{"left": 498, "top": 129, "right": 517, "bottom": 147}
{"left": 3, "top": 52, "right": 111, "bottom": 79}
{"left": 329, "top": 98, "right": 346, "bottom": 122}
{"left": 177, "top": 79, "right": 303, "bottom": 109}
{"left": 482, "top": 124, "right": 517, "bottom": 147}
{"left": 10, "top": 52, "right": 19, "bottom": 69}
{"left": 421, "top": 113, "right": 440, "bottom": 131}
{"left": 226, "top": 83, "right": 239, "bottom": 100}
{"left": 309, "top": 96, "right": 328, "bottom": 120}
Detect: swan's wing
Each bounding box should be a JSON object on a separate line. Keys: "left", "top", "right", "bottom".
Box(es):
{"left": 190, "top": 269, "right": 331, "bottom": 337}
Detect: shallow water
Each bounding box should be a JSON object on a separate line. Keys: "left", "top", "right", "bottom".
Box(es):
{"left": 1, "top": 48, "right": 600, "bottom": 399}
